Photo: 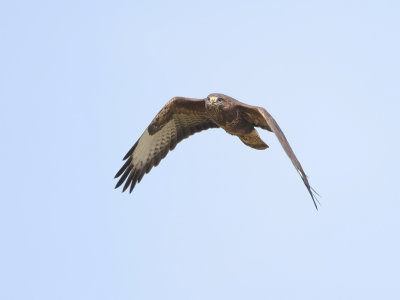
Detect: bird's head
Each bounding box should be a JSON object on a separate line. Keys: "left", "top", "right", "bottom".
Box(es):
{"left": 206, "top": 94, "right": 225, "bottom": 111}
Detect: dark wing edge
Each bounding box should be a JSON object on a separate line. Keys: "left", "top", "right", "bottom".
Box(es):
{"left": 240, "top": 102, "right": 319, "bottom": 209}
{"left": 114, "top": 97, "right": 218, "bottom": 193}
{"left": 257, "top": 107, "right": 319, "bottom": 209}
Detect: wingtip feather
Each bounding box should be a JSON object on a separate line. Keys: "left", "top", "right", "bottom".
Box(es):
{"left": 309, "top": 188, "right": 320, "bottom": 211}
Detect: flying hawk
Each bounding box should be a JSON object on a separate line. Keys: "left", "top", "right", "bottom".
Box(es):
{"left": 115, "top": 93, "right": 319, "bottom": 209}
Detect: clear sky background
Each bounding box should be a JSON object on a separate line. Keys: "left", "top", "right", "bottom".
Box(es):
{"left": 1, "top": 1, "right": 400, "bottom": 299}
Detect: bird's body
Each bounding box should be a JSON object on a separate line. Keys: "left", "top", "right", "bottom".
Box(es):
{"left": 207, "top": 97, "right": 245, "bottom": 132}
{"left": 205, "top": 93, "right": 268, "bottom": 149}
{"left": 115, "top": 93, "right": 318, "bottom": 209}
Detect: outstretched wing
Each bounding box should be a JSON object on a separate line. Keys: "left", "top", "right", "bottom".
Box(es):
{"left": 115, "top": 97, "right": 218, "bottom": 193}
{"left": 240, "top": 104, "right": 319, "bottom": 209}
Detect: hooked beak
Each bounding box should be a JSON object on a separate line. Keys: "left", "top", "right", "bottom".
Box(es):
{"left": 209, "top": 96, "right": 218, "bottom": 104}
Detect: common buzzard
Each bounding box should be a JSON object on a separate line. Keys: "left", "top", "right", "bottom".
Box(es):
{"left": 115, "top": 93, "right": 319, "bottom": 209}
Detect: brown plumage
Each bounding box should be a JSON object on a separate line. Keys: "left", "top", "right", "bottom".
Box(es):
{"left": 115, "top": 93, "right": 319, "bottom": 209}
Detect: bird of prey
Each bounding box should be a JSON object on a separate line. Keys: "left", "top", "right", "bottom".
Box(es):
{"left": 115, "top": 93, "right": 319, "bottom": 209}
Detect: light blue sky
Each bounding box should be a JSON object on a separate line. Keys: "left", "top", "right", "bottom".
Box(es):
{"left": 1, "top": 1, "right": 400, "bottom": 299}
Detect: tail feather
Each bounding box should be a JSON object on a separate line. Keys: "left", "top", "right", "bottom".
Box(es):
{"left": 238, "top": 129, "right": 269, "bottom": 150}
